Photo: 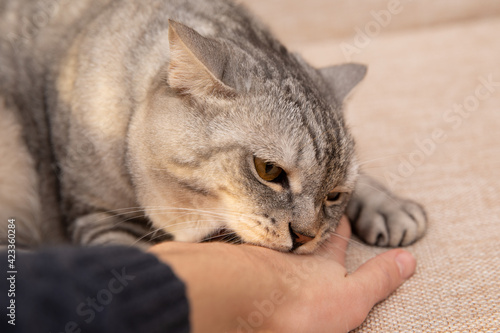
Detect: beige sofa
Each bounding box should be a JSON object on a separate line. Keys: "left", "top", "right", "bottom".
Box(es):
{"left": 241, "top": 1, "right": 500, "bottom": 331}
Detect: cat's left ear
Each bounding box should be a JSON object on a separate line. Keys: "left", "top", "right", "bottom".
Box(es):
{"left": 319, "top": 63, "right": 367, "bottom": 103}
{"left": 167, "top": 20, "right": 235, "bottom": 97}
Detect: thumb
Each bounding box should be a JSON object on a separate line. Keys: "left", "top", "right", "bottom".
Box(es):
{"left": 349, "top": 250, "right": 416, "bottom": 309}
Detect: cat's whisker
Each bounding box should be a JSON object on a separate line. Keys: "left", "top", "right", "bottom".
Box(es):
{"left": 82, "top": 209, "right": 148, "bottom": 226}
{"left": 327, "top": 232, "right": 380, "bottom": 255}
{"left": 147, "top": 232, "right": 173, "bottom": 245}
{"left": 353, "top": 179, "right": 400, "bottom": 206}
{"left": 143, "top": 206, "right": 257, "bottom": 220}
{"left": 201, "top": 231, "right": 239, "bottom": 243}
{"left": 132, "top": 228, "right": 164, "bottom": 246}
{"left": 97, "top": 205, "right": 246, "bottom": 220}
{"left": 221, "top": 235, "right": 242, "bottom": 244}
{"left": 144, "top": 211, "right": 249, "bottom": 230}
{"left": 360, "top": 165, "right": 398, "bottom": 171}
{"left": 97, "top": 206, "right": 148, "bottom": 214}
{"left": 163, "top": 219, "right": 262, "bottom": 235}
{"left": 137, "top": 210, "right": 233, "bottom": 227}
{"left": 92, "top": 204, "right": 297, "bottom": 240}
{"left": 106, "top": 209, "right": 226, "bottom": 235}
{"left": 357, "top": 153, "right": 409, "bottom": 167}
{"left": 182, "top": 207, "right": 260, "bottom": 220}
{"left": 82, "top": 211, "right": 149, "bottom": 230}
{"left": 89, "top": 205, "right": 242, "bottom": 229}
{"left": 317, "top": 239, "right": 346, "bottom": 260}
{"left": 89, "top": 206, "right": 213, "bottom": 228}
{"left": 330, "top": 233, "right": 361, "bottom": 249}
{"left": 201, "top": 231, "right": 236, "bottom": 241}
{"left": 124, "top": 207, "right": 264, "bottom": 245}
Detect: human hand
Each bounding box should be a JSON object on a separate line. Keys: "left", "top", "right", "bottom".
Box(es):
{"left": 149, "top": 216, "right": 416, "bottom": 332}
{"left": 268, "top": 215, "right": 416, "bottom": 332}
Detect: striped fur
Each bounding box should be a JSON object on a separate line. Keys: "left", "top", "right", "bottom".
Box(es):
{"left": 0, "top": 0, "right": 425, "bottom": 252}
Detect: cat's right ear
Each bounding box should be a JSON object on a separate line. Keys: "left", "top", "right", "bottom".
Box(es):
{"left": 167, "top": 20, "right": 235, "bottom": 97}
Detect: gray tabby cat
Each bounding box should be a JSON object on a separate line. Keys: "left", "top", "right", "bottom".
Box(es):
{"left": 0, "top": 0, "right": 426, "bottom": 253}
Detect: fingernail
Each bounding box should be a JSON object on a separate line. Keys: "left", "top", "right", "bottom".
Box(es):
{"left": 395, "top": 251, "right": 416, "bottom": 280}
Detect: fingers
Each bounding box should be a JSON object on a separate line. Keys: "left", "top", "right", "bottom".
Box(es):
{"left": 317, "top": 215, "right": 351, "bottom": 264}
{"left": 348, "top": 249, "right": 416, "bottom": 317}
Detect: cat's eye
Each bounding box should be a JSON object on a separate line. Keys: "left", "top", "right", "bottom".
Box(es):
{"left": 254, "top": 157, "right": 284, "bottom": 182}
{"left": 325, "top": 191, "right": 344, "bottom": 205}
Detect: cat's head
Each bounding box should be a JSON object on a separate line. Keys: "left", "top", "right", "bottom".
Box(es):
{"left": 128, "top": 21, "right": 366, "bottom": 253}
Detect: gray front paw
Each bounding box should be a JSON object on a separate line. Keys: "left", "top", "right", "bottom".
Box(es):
{"left": 347, "top": 176, "right": 427, "bottom": 247}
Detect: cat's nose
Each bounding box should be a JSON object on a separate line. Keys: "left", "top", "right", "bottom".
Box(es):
{"left": 289, "top": 223, "right": 315, "bottom": 250}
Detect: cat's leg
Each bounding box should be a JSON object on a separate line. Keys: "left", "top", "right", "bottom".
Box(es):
{"left": 70, "top": 212, "right": 170, "bottom": 249}
{"left": 346, "top": 174, "right": 427, "bottom": 247}
{"left": 0, "top": 96, "right": 43, "bottom": 248}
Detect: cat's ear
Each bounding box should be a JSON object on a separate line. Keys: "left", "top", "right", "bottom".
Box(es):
{"left": 319, "top": 63, "right": 367, "bottom": 103}
{"left": 167, "top": 20, "right": 234, "bottom": 97}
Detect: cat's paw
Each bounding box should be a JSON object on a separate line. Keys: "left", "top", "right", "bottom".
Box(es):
{"left": 347, "top": 177, "right": 427, "bottom": 247}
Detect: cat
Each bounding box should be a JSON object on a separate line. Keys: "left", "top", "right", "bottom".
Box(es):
{"left": 0, "top": 0, "right": 426, "bottom": 253}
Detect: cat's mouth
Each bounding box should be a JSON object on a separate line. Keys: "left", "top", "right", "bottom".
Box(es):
{"left": 201, "top": 227, "right": 242, "bottom": 244}
{"left": 199, "top": 226, "right": 322, "bottom": 254}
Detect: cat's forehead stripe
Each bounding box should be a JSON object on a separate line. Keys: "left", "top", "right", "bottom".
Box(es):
{"left": 299, "top": 112, "right": 321, "bottom": 163}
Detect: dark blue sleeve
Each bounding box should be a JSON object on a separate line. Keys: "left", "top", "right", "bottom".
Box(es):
{"left": 0, "top": 246, "right": 190, "bottom": 333}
